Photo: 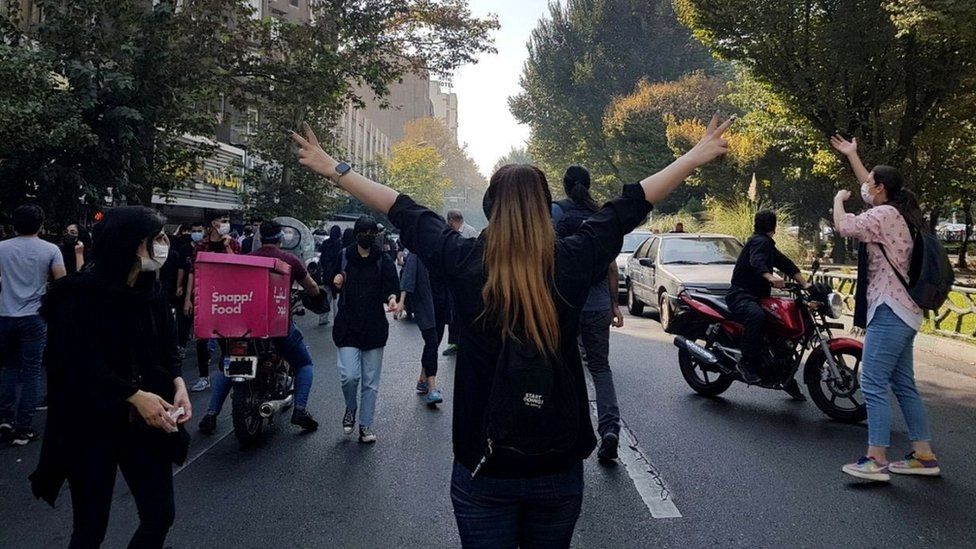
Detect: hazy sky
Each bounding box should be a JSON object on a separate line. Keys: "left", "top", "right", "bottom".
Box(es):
{"left": 452, "top": 0, "right": 551, "bottom": 177}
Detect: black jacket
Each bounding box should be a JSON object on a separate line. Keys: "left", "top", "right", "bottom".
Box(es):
{"left": 30, "top": 272, "right": 186, "bottom": 506}
{"left": 729, "top": 233, "right": 800, "bottom": 298}
{"left": 389, "top": 183, "right": 652, "bottom": 478}
{"left": 332, "top": 245, "right": 400, "bottom": 350}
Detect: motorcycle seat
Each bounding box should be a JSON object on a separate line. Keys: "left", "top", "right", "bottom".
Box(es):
{"left": 688, "top": 292, "right": 733, "bottom": 319}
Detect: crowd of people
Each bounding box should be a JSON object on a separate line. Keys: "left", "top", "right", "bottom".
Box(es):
{"left": 0, "top": 115, "right": 943, "bottom": 547}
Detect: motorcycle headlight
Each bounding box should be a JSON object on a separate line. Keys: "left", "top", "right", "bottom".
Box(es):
{"left": 825, "top": 292, "right": 844, "bottom": 319}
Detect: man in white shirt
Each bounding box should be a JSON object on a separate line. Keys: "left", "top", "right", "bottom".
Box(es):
{"left": 0, "top": 204, "right": 65, "bottom": 446}
{"left": 446, "top": 210, "right": 480, "bottom": 239}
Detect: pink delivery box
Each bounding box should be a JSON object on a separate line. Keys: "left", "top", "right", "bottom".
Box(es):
{"left": 193, "top": 252, "right": 292, "bottom": 339}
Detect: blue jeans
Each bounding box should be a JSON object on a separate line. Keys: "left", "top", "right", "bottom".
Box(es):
{"left": 207, "top": 324, "right": 314, "bottom": 414}
{"left": 861, "top": 304, "right": 932, "bottom": 447}
{"left": 451, "top": 460, "right": 583, "bottom": 549}
{"left": 337, "top": 347, "right": 384, "bottom": 428}
{"left": 0, "top": 315, "right": 48, "bottom": 429}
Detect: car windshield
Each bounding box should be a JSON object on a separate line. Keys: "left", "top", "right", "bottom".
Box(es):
{"left": 621, "top": 233, "right": 650, "bottom": 254}
{"left": 659, "top": 237, "right": 741, "bottom": 265}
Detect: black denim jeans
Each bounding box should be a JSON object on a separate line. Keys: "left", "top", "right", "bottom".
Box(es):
{"left": 451, "top": 460, "right": 583, "bottom": 549}
{"left": 578, "top": 309, "right": 620, "bottom": 437}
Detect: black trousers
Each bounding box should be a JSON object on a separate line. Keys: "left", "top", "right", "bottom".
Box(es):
{"left": 67, "top": 425, "right": 175, "bottom": 548}
{"left": 421, "top": 322, "right": 447, "bottom": 377}
{"left": 726, "top": 289, "right": 765, "bottom": 369}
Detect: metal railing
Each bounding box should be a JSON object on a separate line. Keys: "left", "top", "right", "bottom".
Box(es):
{"left": 805, "top": 270, "right": 976, "bottom": 343}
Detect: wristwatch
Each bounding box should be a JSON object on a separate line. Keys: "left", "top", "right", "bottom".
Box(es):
{"left": 334, "top": 161, "right": 352, "bottom": 179}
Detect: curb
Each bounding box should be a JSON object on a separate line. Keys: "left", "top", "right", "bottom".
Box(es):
{"left": 914, "top": 332, "right": 976, "bottom": 367}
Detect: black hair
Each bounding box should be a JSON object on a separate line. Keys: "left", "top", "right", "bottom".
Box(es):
{"left": 754, "top": 210, "right": 777, "bottom": 234}
{"left": 872, "top": 165, "right": 927, "bottom": 234}
{"left": 13, "top": 203, "right": 44, "bottom": 235}
{"left": 354, "top": 215, "right": 378, "bottom": 235}
{"left": 259, "top": 219, "right": 283, "bottom": 242}
{"left": 563, "top": 166, "right": 598, "bottom": 212}
{"left": 446, "top": 210, "right": 464, "bottom": 223}
{"left": 341, "top": 227, "right": 355, "bottom": 247}
{"left": 190, "top": 221, "right": 205, "bottom": 229}
{"left": 205, "top": 210, "right": 226, "bottom": 223}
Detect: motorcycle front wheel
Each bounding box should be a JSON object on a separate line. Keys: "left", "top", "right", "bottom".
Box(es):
{"left": 804, "top": 347, "right": 867, "bottom": 423}
{"left": 232, "top": 382, "right": 265, "bottom": 446}
{"left": 678, "top": 345, "right": 734, "bottom": 397}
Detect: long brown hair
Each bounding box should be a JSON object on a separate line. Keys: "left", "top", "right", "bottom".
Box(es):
{"left": 872, "top": 165, "right": 927, "bottom": 235}
{"left": 481, "top": 164, "right": 561, "bottom": 356}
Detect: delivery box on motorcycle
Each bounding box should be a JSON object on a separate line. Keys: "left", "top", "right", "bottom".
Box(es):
{"left": 193, "top": 252, "right": 292, "bottom": 339}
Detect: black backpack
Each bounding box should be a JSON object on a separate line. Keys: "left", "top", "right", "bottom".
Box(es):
{"left": 879, "top": 231, "right": 954, "bottom": 311}
{"left": 473, "top": 338, "right": 579, "bottom": 477}
{"left": 552, "top": 199, "right": 592, "bottom": 238}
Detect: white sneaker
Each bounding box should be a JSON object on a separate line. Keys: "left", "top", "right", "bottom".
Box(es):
{"left": 190, "top": 377, "right": 211, "bottom": 392}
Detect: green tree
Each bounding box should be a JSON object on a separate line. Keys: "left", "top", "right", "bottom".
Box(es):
{"left": 492, "top": 146, "right": 536, "bottom": 173}
{"left": 675, "top": 0, "right": 976, "bottom": 166}
{"left": 385, "top": 142, "right": 452, "bottom": 212}
{"left": 233, "top": 1, "right": 497, "bottom": 223}
{"left": 0, "top": 0, "right": 253, "bottom": 220}
{"left": 510, "top": 0, "right": 715, "bottom": 199}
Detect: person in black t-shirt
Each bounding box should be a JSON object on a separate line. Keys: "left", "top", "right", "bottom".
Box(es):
{"left": 726, "top": 210, "right": 809, "bottom": 389}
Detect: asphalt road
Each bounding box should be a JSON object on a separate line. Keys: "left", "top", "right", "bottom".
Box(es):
{"left": 2, "top": 311, "right": 975, "bottom": 548}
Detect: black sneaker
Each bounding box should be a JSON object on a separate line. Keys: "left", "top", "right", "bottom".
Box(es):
{"left": 199, "top": 411, "right": 217, "bottom": 435}
{"left": 0, "top": 422, "right": 12, "bottom": 440}
{"left": 342, "top": 409, "right": 356, "bottom": 435}
{"left": 783, "top": 379, "right": 807, "bottom": 401}
{"left": 358, "top": 426, "right": 377, "bottom": 443}
{"left": 441, "top": 344, "right": 458, "bottom": 356}
{"left": 11, "top": 428, "right": 37, "bottom": 446}
{"left": 35, "top": 396, "right": 48, "bottom": 411}
{"left": 291, "top": 408, "right": 319, "bottom": 431}
{"left": 597, "top": 432, "right": 619, "bottom": 461}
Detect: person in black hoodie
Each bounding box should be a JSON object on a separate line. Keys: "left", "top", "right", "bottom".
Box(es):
{"left": 31, "top": 206, "right": 192, "bottom": 549}
{"left": 293, "top": 115, "right": 732, "bottom": 548}
{"left": 316, "top": 224, "right": 344, "bottom": 326}
{"left": 330, "top": 216, "right": 400, "bottom": 443}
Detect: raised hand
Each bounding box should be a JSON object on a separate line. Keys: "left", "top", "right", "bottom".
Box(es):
{"left": 687, "top": 113, "right": 734, "bottom": 166}
{"left": 292, "top": 123, "right": 340, "bottom": 179}
{"left": 830, "top": 135, "right": 857, "bottom": 156}
{"left": 835, "top": 189, "right": 852, "bottom": 202}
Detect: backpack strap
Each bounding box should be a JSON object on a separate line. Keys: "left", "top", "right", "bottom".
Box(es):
{"left": 877, "top": 244, "right": 911, "bottom": 291}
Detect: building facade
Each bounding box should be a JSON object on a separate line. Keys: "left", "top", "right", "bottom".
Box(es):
{"left": 429, "top": 80, "right": 459, "bottom": 142}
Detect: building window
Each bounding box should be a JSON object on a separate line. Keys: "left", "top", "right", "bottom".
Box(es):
{"left": 290, "top": 0, "right": 300, "bottom": 6}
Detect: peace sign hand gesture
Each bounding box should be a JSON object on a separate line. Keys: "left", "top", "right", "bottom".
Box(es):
{"left": 687, "top": 113, "right": 735, "bottom": 166}
{"left": 292, "top": 123, "right": 340, "bottom": 180}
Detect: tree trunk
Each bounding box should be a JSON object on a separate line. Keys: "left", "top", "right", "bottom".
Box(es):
{"left": 928, "top": 206, "right": 941, "bottom": 233}
{"left": 959, "top": 197, "right": 974, "bottom": 269}
{"left": 831, "top": 232, "right": 848, "bottom": 264}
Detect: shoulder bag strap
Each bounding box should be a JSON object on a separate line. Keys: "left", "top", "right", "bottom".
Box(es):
{"left": 877, "top": 244, "right": 911, "bottom": 291}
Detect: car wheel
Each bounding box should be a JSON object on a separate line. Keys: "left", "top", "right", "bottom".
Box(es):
{"left": 627, "top": 282, "right": 645, "bottom": 316}
{"left": 658, "top": 292, "right": 672, "bottom": 331}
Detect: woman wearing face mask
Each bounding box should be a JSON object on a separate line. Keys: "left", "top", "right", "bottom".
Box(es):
{"left": 293, "top": 115, "right": 731, "bottom": 547}
{"left": 59, "top": 223, "right": 92, "bottom": 274}
{"left": 31, "top": 206, "right": 192, "bottom": 548}
{"left": 330, "top": 215, "right": 401, "bottom": 443}
{"left": 830, "top": 135, "right": 940, "bottom": 482}
{"left": 183, "top": 212, "right": 240, "bottom": 392}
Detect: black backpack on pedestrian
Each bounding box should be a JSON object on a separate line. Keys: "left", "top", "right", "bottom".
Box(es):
{"left": 879, "top": 231, "right": 954, "bottom": 311}
{"left": 475, "top": 338, "right": 579, "bottom": 476}
{"left": 552, "top": 199, "right": 592, "bottom": 238}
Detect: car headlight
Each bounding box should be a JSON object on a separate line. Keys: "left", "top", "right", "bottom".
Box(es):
{"left": 825, "top": 292, "right": 844, "bottom": 319}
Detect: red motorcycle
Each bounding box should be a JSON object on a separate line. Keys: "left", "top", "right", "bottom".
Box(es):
{"left": 669, "top": 281, "right": 867, "bottom": 422}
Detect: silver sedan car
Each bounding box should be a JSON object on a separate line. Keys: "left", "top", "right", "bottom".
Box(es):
{"left": 624, "top": 233, "right": 742, "bottom": 331}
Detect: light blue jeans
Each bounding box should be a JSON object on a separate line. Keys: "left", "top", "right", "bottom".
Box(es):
{"left": 337, "top": 347, "right": 385, "bottom": 428}
{"left": 860, "top": 304, "right": 932, "bottom": 447}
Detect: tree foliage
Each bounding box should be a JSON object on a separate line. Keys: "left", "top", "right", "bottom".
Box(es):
{"left": 510, "top": 0, "right": 715, "bottom": 200}
{"left": 385, "top": 142, "right": 451, "bottom": 212}
{"left": 492, "top": 146, "right": 536, "bottom": 173}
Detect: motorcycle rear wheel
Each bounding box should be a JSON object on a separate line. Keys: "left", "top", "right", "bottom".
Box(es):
{"left": 232, "top": 382, "right": 265, "bottom": 446}
{"left": 678, "top": 345, "right": 734, "bottom": 397}
{"left": 805, "top": 347, "right": 867, "bottom": 423}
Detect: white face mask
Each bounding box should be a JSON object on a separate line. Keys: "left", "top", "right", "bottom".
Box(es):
{"left": 860, "top": 182, "right": 875, "bottom": 206}
{"left": 217, "top": 222, "right": 231, "bottom": 236}
{"left": 140, "top": 243, "right": 169, "bottom": 272}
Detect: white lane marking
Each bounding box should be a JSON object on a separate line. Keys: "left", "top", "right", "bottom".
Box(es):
{"left": 590, "top": 402, "right": 682, "bottom": 519}
{"left": 173, "top": 428, "right": 234, "bottom": 477}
